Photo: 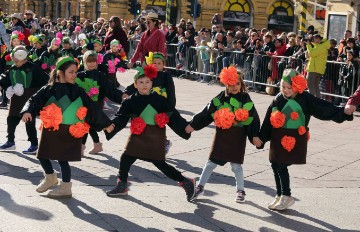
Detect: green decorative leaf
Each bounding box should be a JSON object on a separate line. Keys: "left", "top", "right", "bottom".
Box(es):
{"left": 139, "top": 104, "right": 158, "bottom": 125}
{"left": 57, "top": 95, "right": 72, "bottom": 112}
{"left": 243, "top": 102, "right": 254, "bottom": 111}
{"left": 230, "top": 97, "right": 240, "bottom": 108}
{"left": 236, "top": 122, "right": 244, "bottom": 127}
{"left": 272, "top": 107, "right": 278, "bottom": 112}
{"left": 44, "top": 96, "right": 57, "bottom": 106}
{"left": 62, "top": 97, "right": 84, "bottom": 125}
{"left": 212, "top": 98, "right": 221, "bottom": 107}
{"left": 219, "top": 105, "right": 228, "bottom": 110}
{"left": 241, "top": 117, "right": 253, "bottom": 126}
{"left": 211, "top": 113, "right": 214, "bottom": 118}
{"left": 282, "top": 99, "right": 305, "bottom": 129}
{"left": 234, "top": 107, "right": 239, "bottom": 112}
{"left": 223, "top": 102, "right": 231, "bottom": 109}
{"left": 10, "top": 70, "right": 32, "bottom": 87}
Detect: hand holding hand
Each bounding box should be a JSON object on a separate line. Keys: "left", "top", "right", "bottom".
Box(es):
{"left": 22, "top": 113, "right": 32, "bottom": 123}
{"left": 252, "top": 137, "right": 263, "bottom": 148}
{"left": 122, "top": 93, "right": 129, "bottom": 99}
{"left": 344, "top": 104, "right": 356, "bottom": 115}
{"left": 104, "top": 124, "right": 115, "bottom": 133}
{"left": 185, "top": 124, "right": 194, "bottom": 134}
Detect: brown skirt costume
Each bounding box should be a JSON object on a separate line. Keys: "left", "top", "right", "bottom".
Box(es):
{"left": 124, "top": 125, "right": 166, "bottom": 161}
{"left": 269, "top": 127, "right": 308, "bottom": 165}
{"left": 37, "top": 124, "right": 82, "bottom": 161}
{"left": 209, "top": 127, "right": 247, "bottom": 165}
{"left": 9, "top": 88, "right": 38, "bottom": 117}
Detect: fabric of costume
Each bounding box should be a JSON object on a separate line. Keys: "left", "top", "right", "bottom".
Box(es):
{"left": 105, "top": 92, "right": 190, "bottom": 161}
{"left": 260, "top": 92, "right": 353, "bottom": 165}
{"left": 0, "top": 61, "right": 49, "bottom": 116}
{"left": 190, "top": 90, "right": 260, "bottom": 165}
{"left": 125, "top": 71, "right": 176, "bottom": 107}
{"left": 21, "top": 83, "right": 112, "bottom": 161}
{"left": 28, "top": 46, "right": 46, "bottom": 62}
{"left": 101, "top": 51, "right": 127, "bottom": 87}
{"left": 61, "top": 48, "right": 76, "bottom": 57}
{"left": 38, "top": 49, "right": 62, "bottom": 74}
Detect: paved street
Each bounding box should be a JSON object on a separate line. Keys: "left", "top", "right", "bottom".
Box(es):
{"left": 0, "top": 71, "right": 359, "bottom": 232}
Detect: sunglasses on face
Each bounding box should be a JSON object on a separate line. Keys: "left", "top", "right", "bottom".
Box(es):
{"left": 146, "top": 21, "right": 152, "bottom": 24}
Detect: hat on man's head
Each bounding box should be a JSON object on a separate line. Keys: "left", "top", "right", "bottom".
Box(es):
{"left": 141, "top": 12, "right": 158, "bottom": 20}
{"left": 11, "top": 13, "right": 22, "bottom": 20}
{"left": 307, "top": 25, "right": 314, "bottom": 31}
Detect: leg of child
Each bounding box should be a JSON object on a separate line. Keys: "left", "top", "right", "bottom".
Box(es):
{"left": 231, "top": 163, "right": 246, "bottom": 203}
{"left": 271, "top": 162, "right": 294, "bottom": 210}
{"left": 36, "top": 158, "right": 58, "bottom": 193}
{"left": 22, "top": 118, "right": 38, "bottom": 154}
{"left": 106, "top": 154, "right": 136, "bottom": 196}
{"left": 152, "top": 160, "right": 195, "bottom": 201}
{"left": 7, "top": 116, "right": 21, "bottom": 143}
{"left": 89, "top": 129, "right": 103, "bottom": 154}
{"left": 47, "top": 161, "right": 72, "bottom": 198}
{"left": 198, "top": 160, "right": 217, "bottom": 187}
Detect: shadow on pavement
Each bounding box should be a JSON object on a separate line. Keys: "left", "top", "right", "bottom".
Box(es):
{"left": 0, "top": 188, "right": 53, "bottom": 220}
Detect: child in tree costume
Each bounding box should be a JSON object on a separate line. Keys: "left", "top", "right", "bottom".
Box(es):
{"left": 21, "top": 57, "right": 114, "bottom": 198}
{"left": 0, "top": 46, "right": 48, "bottom": 154}
{"left": 186, "top": 66, "right": 262, "bottom": 202}
{"left": 124, "top": 52, "right": 176, "bottom": 154}
{"left": 101, "top": 39, "right": 127, "bottom": 88}
{"left": 38, "top": 38, "right": 62, "bottom": 74}
{"left": 259, "top": 69, "right": 353, "bottom": 211}
{"left": 60, "top": 37, "right": 76, "bottom": 57}
{"left": 0, "top": 31, "right": 24, "bottom": 108}
{"left": 77, "top": 50, "right": 125, "bottom": 155}
{"left": 105, "top": 64, "right": 196, "bottom": 201}
{"left": 27, "top": 35, "right": 47, "bottom": 63}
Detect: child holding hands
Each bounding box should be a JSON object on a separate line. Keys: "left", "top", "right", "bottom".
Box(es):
{"left": 259, "top": 69, "right": 353, "bottom": 211}
{"left": 186, "top": 66, "right": 262, "bottom": 202}
{"left": 105, "top": 64, "right": 195, "bottom": 201}
{"left": 21, "top": 57, "right": 114, "bottom": 198}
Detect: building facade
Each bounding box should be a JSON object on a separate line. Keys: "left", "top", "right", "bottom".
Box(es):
{"left": 0, "top": 0, "right": 358, "bottom": 37}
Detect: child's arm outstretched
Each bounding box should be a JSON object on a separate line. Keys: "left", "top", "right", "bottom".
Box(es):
{"left": 21, "top": 85, "right": 49, "bottom": 121}
{"left": 104, "top": 98, "right": 132, "bottom": 140}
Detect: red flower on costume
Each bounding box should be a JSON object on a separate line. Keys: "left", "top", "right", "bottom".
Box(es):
{"left": 5, "top": 54, "right": 11, "bottom": 62}
{"left": 292, "top": 75, "right": 308, "bottom": 94}
{"left": 130, "top": 117, "right": 146, "bottom": 135}
{"left": 76, "top": 107, "right": 88, "bottom": 120}
{"left": 235, "top": 108, "right": 249, "bottom": 122}
{"left": 69, "top": 122, "right": 90, "bottom": 138}
{"left": 270, "top": 111, "right": 286, "bottom": 128}
{"left": 213, "top": 108, "right": 235, "bottom": 129}
{"left": 155, "top": 113, "right": 169, "bottom": 128}
{"left": 219, "top": 66, "right": 238, "bottom": 86}
{"left": 144, "top": 64, "right": 158, "bottom": 80}
{"left": 281, "top": 135, "right": 296, "bottom": 152}
{"left": 298, "top": 126, "right": 306, "bottom": 135}
{"left": 39, "top": 103, "right": 63, "bottom": 131}
{"left": 290, "top": 112, "right": 299, "bottom": 120}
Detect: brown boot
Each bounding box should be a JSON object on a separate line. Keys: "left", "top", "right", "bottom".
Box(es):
{"left": 89, "top": 142, "right": 103, "bottom": 154}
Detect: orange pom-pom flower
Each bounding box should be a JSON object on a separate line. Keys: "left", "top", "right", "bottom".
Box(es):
{"left": 213, "top": 108, "right": 235, "bottom": 129}
{"left": 219, "top": 66, "right": 238, "bottom": 86}
{"left": 155, "top": 113, "right": 169, "bottom": 128}
{"left": 298, "top": 126, "right": 306, "bottom": 135}
{"left": 292, "top": 75, "right": 308, "bottom": 94}
{"left": 270, "top": 111, "right": 286, "bottom": 128}
{"left": 144, "top": 64, "right": 158, "bottom": 80}
{"left": 281, "top": 135, "right": 296, "bottom": 152}
{"left": 130, "top": 117, "right": 146, "bottom": 135}
{"left": 39, "top": 103, "right": 63, "bottom": 131}
{"left": 235, "top": 108, "right": 249, "bottom": 122}
{"left": 290, "top": 111, "right": 299, "bottom": 120}
{"left": 76, "top": 107, "right": 88, "bottom": 120}
{"left": 69, "top": 122, "right": 90, "bottom": 138}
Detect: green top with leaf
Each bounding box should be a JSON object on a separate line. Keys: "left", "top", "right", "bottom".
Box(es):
{"left": 272, "top": 99, "right": 305, "bottom": 129}
{"left": 212, "top": 96, "right": 254, "bottom": 127}
{"left": 75, "top": 77, "right": 100, "bottom": 101}
{"left": 10, "top": 69, "right": 33, "bottom": 88}
{"left": 45, "top": 95, "right": 84, "bottom": 125}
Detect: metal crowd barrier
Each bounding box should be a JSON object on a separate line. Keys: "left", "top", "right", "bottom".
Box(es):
{"left": 158, "top": 44, "right": 359, "bottom": 100}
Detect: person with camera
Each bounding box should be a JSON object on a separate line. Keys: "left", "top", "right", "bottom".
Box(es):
{"left": 305, "top": 34, "right": 330, "bottom": 98}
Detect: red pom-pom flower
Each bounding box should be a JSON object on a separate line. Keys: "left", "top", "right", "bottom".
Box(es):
{"left": 144, "top": 64, "right": 158, "bottom": 80}
{"left": 298, "top": 126, "right": 306, "bottom": 135}
{"left": 290, "top": 112, "right": 299, "bottom": 120}
{"left": 235, "top": 108, "right": 249, "bottom": 122}
{"left": 5, "top": 54, "right": 11, "bottom": 62}
{"left": 213, "top": 108, "right": 235, "bottom": 129}
{"left": 69, "top": 122, "right": 90, "bottom": 138}
{"left": 130, "top": 117, "right": 146, "bottom": 135}
{"left": 292, "top": 75, "right": 308, "bottom": 94}
{"left": 281, "top": 135, "right": 296, "bottom": 152}
{"left": 270, "top": 111, "right": 286, "bottom": 128}
{"left": 17, "top": 32, "right": 25, "bottom": 41}
{"left": 155, "top": 113, "right": 169, "bottom": 128}
{"left": 39, "top": 103, "right": 63, "bottom": 131}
